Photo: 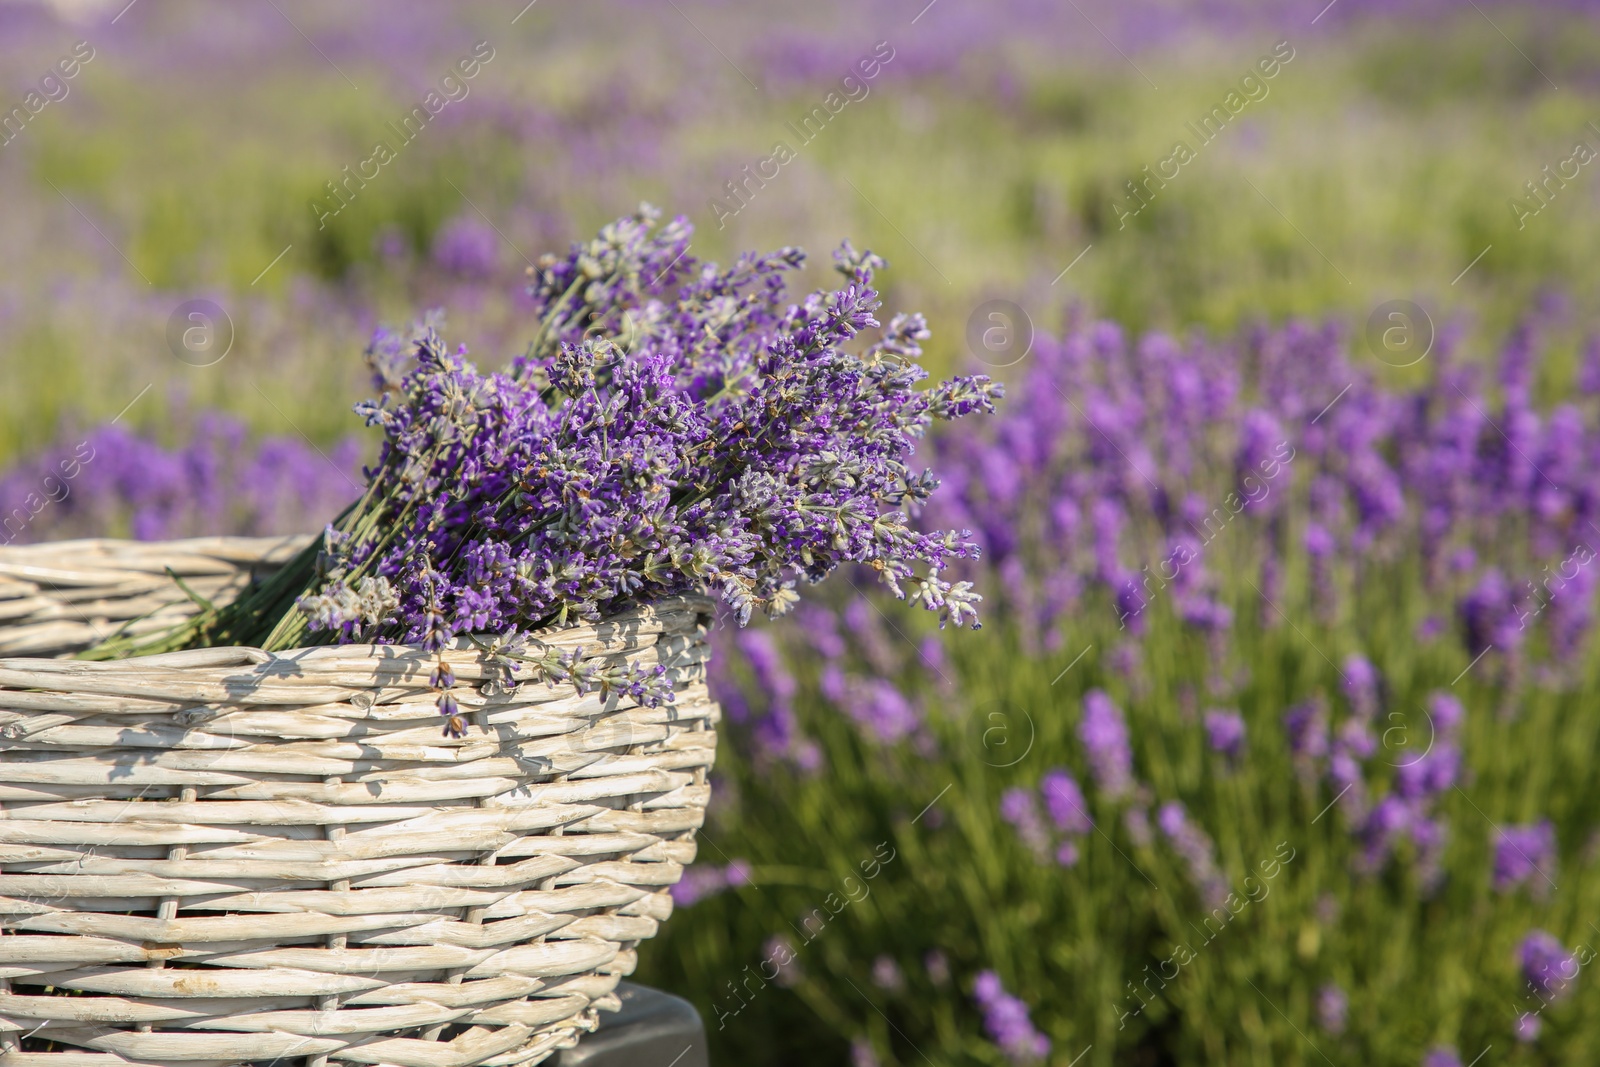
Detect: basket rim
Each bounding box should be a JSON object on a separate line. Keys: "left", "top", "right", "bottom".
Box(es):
{"left": 0, "top": 595, "right": 716, "bottom": 676}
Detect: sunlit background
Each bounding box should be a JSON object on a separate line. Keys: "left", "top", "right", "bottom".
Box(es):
{"left": 6, "top": 2, "right": 1600, "bottom": 1065}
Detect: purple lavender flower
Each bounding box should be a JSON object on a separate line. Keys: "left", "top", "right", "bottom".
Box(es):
{"left": 1315, "top": 983, "right": 1348, "bottom": 1035}
{"left": 1460, "top": 569, "right": 1524, "bottom": 657}
{"left": 842, "top": 678, "right": 920, "bottom": 744}
{"left": 732, "top": 631, "right": 815, "bottom": 764}
{"left": 669, "top": 860, "right": 751, "bottom": 907}
{"left": 1341, "top": 654, "right": 1380, "bottom": 718}
{"left": 1079, "top": 689, "right": 1134, "bottom": 799}
{"left": 1578, "top": 335, "right": 1600, "bottom": 394}
{"left": 972, "top": 971, "right": 1051, "bottom": 1063}
{"left": 1203, "top": 709, "right": 1246, "bottom": 760}
{"left": 851, "top": 1039, "right": 879, "bottom": 1067}
{"left": 1515, "top": 1011, "right": 1541, "bottom": 1043}
{"left": 1156, "top": 801, "right": 1228, "bottom": 906}
{"left": 1358, "top": 795, "right": 1413, "bottom": 872}
{"left": 1000, "top": 788, "right": 1051, "bottom": 860}
{"left": 1124, "top": 806, "right": 1153, "bottom": 848}
{"left": 1422, "top": 1047, "right": 1462, "bottom": 1067}
{"left": 105, "top": 208, "right": 1001, "bottom": 682}
{"left": 1428, "top": 691, "right": 1465, "bottom": 738}
{"left": 1495, "top": 822, "right": 1558, "bottom": 894}
{"left": 871, "top": 956, "right": 904, "bottom": 992}
{"left": 1395, "top": 736, "right": 1462, "bottom": 800}
{"left": 1284, "top": 700, "right": 1330, "bottom": 765}
{"left": 1520, "top": 929, "right": 1577, "bottom": 999}
{"left": 1039, "top": 769, "right": 1093, "bottom": 834}
{"left": 431, "top": 214, "right": 500, "bottom": 279}
{"left": 764, "top": 935, "right": 801, "bottom": 987}
{"left": 0, "top": 416, "right": 365, "bottom": 545}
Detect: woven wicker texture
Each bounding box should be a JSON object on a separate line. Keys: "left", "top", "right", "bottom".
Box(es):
{"left": 0, "top": 537, "right": 308, "bottom": 659}
{"left": 0, "top": 541, "right": 718, "bottom": 1067}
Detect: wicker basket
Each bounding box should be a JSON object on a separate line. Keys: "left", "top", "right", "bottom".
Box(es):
{"left": 0, "top": 539, "right": 719, "bottom": 1067}
{"left": 0, "top": 537, "right": 309, "bottom": 659}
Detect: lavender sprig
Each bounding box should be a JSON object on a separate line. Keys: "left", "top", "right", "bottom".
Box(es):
{"left": 82, "top": 209, "right": 996, "bottom": 738}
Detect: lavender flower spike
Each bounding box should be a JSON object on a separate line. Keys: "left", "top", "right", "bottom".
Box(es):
{"left": 973, "top": 970, "right": 1051, "bottom": 1063}
{"left": 1520, "top": 929, "right": 1577, "bottom": 1000}
{"left": 1079, "top": 689, "right": 1134, "bottom": 799}
{"left": 1494, "top": 822, "right": 1557, "bottom": 894}
{"left": 1204, "top": 709, "right": 1246, "bottom": 761}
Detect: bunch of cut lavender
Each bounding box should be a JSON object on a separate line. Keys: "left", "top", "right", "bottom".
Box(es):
{"left": 83, "top": 208, "right": 998, "bottom": 737}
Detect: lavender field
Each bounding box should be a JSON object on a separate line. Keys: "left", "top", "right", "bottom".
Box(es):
{"left": 6, "top": 1, "right": 1600, "bottom": 1064}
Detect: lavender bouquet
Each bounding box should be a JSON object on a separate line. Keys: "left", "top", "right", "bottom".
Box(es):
{"left": 83, "top": 207, "right": 998, "bottom": 737}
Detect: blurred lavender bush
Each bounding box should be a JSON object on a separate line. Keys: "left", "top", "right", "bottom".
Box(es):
{"left": 0, "top": 408, "right": 364, "bottom": 543}
{"left": 7, "top": 0, "right": 1600, "bottom": 467}
{"left": 638, "top": 311, "right": 1600, "bottom": 1066}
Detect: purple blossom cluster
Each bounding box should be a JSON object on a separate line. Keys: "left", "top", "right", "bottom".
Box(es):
{"left": 925, "top": 316, "right": 1600, "bottom": 685}
{"left": 1203, "top": 709, "right": 1246, "bottom": 762}
{"left": 310, "top": 210, "right": 995, "bottom": 666}
{"left": 1520, "top": 929, "right": 1579, "bottom": 1001}
{"left": 1156, "top": 801, "right": 1229, "bottom": 907}
{"left": 430, "top": 213, "right": 501, "bottom": 280}
{"left": 1000, "top": 770, "right": 1094, "bottom": 868}
{"left": 1316, "top": 983, "right": 1348, "bottom": 1035}
{"left": 91, "top": 210, "right": 999, "bottom": 732}
{"left": 1494, "top": 822, "right": 1558, "bottom": 895}
{"left": 972, "top": 970, "right": 1050, "bottom": 1063}
{"left": 1079, "top": 689, "right": 1134, "bottom": 799}
{"left": 1285, "top": 663, "right": 1462, "bottom": 886}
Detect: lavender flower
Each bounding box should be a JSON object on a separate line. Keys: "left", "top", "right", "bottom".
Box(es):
{"left": 1284, "top": 700, "right": 1330, "bottom": 765}
{"left": 1422, "top": 1047, "right": 1462, "bottom": 1067}
{"left": 1494, "top": 822, "right": 1557, "bottom": 894}
{"left": 1316, "top": 983, "right": 1348, "bottom": 1035}
{"left": 669, "top": 860, "right": 751, "bottom": 907}
{"left": 871, "top": 956, "right": 904, "bottom": 992}
{"left": 0, "top": 416, "right": 365, "bottom": 545}
{"left": 1394, "top": 742, "right": 1460, "bottom": 799}
{"left": 925, "top": 950, "right": 950, "bottom": 986}
{"left": 91, "top": 210, "right": 1000, "bottom": 696}
{"left": 842, "top": 678, "right": 921, "bottom": 744}
{"left": 1124, "top": 805, "right": 1154, "bottom": 848}
{"left": 1000, "top": 788, "right": 1051, "bottom": 861}
{"left": 1080, "top": 689, "right": 1134, "bottom": 799}
{"left": 1428, "top": 691, "right": 1465, "bottom": 737}
{"left": 1157, "top": 801, "right": 1229, "bottom": 906}
{"left": 1515, "top": 1011, "right": 1541, "bottom": 1043}
{"left": 972, "top": 971, "right": 1050, "bottom": 1063}
{"left": 431, "top": 214, "right": 501, "bottom": 279}
{"left": 1520, "top": 929, "right": 1577, "bottom": 999}
{"left": 1203, "top": 709, "right": 1246, "bottom": 760}
{"left": 764, "top": 935, "right": 802, "bottom": 988}
{"left": 1039, "top": 769, "right": 1093, "bottom": 834}
{"left": 1341, "top": 654, "right": 1380, "bottom": 719}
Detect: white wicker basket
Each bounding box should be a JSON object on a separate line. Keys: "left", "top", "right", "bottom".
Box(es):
{"left": 0, "top": 537, "right": 309, "bottom": 659}
{"left": 0, "top": 539, "right": 719, "bottom": 1067}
